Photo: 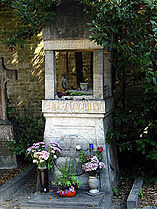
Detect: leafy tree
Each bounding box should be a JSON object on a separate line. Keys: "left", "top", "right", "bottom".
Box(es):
{"left": 82, "top": 0, "right": 157, "bottom": 163}
{"left": 1, "top": 0, "right": 60, "bottom": 48}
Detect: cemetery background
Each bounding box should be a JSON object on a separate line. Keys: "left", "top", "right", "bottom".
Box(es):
{"left": 0, "top": 0, "right": 119, "bottom": 192}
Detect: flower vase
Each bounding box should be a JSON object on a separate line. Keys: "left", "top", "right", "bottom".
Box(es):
{"left": 88, "top": 176, "right": 100, "bottom": 194}
{"left": 38, "top": 167, "right": 49, "bottom": 193}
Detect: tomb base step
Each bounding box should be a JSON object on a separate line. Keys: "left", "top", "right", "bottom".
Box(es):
{"left": 20, "top": 190, "right": 112, "bottom": 209}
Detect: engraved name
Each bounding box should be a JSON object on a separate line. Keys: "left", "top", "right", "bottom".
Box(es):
{"left": 44, "top": 39, "right": 103, "bottom": 50}
{"left": 44, "top": 101, "right": 105, "bottom": 113}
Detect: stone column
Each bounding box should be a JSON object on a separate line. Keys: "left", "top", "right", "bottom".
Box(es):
{"left": 0, "top": 88, "right": 2, "bottom": 119}
{"left": 45, "top": 50, "right": 56, "bottom": 99}
{"left": 93, "top": 50, "right": 104, "bottom": 99}
{"left": 104, "top": 52, "right": 112, "bottom": 98}
{"left": 0, "top": 84, "right": 6, "bottom": 121}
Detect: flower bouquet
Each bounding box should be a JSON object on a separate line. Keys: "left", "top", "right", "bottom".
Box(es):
{"left": 27, "top": 142, "right": 62, "bottom": 193}
{"left": 26, "top": 142, "right": 62, "bottom": 169}
{"left": 78, "top": 143, "right": 105, "bottom": 194}
{"left": 78, "top": 144, "right": 105, "bottom": 176}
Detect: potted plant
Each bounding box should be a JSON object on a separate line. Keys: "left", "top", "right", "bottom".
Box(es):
{"left": 52, "top": 160, "right": 81, "bottom": 197}
{"left": 78, "top": 143, "right": 105, "bottom": 194}
{"left": 27, "top": 142, "right": 62, "bottom": 193}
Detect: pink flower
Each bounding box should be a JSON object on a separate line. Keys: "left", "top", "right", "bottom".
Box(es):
{"left": 86, "top": 155, "right": 91, "bottom": 160}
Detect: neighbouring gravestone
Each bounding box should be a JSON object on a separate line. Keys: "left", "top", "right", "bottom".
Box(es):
{"left": 0, "top": 57, "right": 18, "bottom": 169}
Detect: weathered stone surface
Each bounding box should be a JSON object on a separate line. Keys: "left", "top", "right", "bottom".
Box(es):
{"left": 0, "top": 124, "right": 17, "bottom": 169}
{"left": 42, "top": 100, "right": 105, "bottom": 114}
{"left": 0, "top": 164, "right": 36, "bottom": 202}
{"left": 127, "top": 177, "right": 143, "bottom": 209}
{"left": 0, "top": 58, "right": 18, "bottom": 169}
{"left": 0, "top": 57, "right": 17, "bottom": 121}
{"left": 43, "top": 0, "right": 90, "bottom": 40}
{"left": 44, "top": 39, "right": 102, "bottom": 50}
{"left": 20, "top": 190, "right": 112, "bottom": 209}
{"left": 45, "top": 51, "right": 56, "bottom": 99}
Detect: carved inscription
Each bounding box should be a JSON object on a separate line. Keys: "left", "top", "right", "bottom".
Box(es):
{"left": 44, "top": 39, "right": 103, "bottom": 50}
{"left": 42, "top": 100, "right": 105, "bottom": 113}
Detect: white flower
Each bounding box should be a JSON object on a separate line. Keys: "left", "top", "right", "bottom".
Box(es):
{"left": 33, "top": 159, "right": 37, "bottom": 163}
{"left": 76, "top": 145, "right": 81, "bottom": 151}
{"left": 54, "top": 155, "right": 57, "bottom": 159}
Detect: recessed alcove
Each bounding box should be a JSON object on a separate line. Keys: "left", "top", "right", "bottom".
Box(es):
{"left": 55, "top": 51, "right": 93, "bottom": 99}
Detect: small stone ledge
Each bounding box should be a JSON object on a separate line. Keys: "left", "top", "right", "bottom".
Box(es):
{"left": 127, "top": 177, "right": 143, "bottom": 209}
{"left": 0, "top": 164, "right": 36, "bottom": 202}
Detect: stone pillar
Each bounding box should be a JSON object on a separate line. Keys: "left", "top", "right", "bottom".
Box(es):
{"left": 0, "top": 58, "right": 7, "bottom": 121}
{"left": 0, "top": 84, "right": 6, "bottom": 121}
{"left": 104, "top": 52, "right": 112, "bottom": 98}
{"left": 45, "top": 51, "right": 56, "bottom": 99}
{"left": 93, "top": 50, "right": 104, "bottom": 99}
{"left": 0, "top": 88, "right": 1, "bottom": 119}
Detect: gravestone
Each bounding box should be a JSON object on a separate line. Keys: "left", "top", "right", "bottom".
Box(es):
{"left": 0, "top": 57, "right": 18, "bottom": 169}
{"left": 42, "top": 0, "right": 119, "bottom": 192}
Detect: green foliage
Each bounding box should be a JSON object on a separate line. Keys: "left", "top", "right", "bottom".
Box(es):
{"left": 106, "top": 104, "right": 157, "bottom": 161}
{"left": 8, "top": 115, "right": 45, "bottom": 155}
{"left": 139, "top": 188, "right": 144, "bottom": 199}
{"left": 112, "top": 187, "right": 119, "bottom": 196}
{"left": 144, "top": 177, "right": 157, "bottom": 185}
{"left": 52, "top": 160, "right": 81, "bottom": 189}
{"left": 79, "top": 150, "right": 88, "bottom": 164}
{"left": 1, "top": 0, "right": 60, "bottom": 47}
{"left": 82, "top": 0, "right": 157, "bottom": 162}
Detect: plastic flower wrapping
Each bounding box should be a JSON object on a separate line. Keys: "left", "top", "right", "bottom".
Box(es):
{"left": 78, "top": 144, "right": 105, "bottom": 176}
{"left": 27, "top": 142, "right": 62, "bottom": 169}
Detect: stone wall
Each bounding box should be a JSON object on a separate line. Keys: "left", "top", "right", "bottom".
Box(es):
{"left": 0, "top": 6, "right": 45, "bottom": 118}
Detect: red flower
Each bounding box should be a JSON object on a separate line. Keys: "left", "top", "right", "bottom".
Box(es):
{"left": 99, "top": 147, "right": 103, "bottom": 152}
{"left": 97, "top": 147, "right": 103, "bottom": 152}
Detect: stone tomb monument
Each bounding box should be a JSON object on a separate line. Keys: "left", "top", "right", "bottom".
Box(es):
{"left": 0, "top": 57, "right": 18, "bottom": 169}
{"left": 42, "top": 0, "right": 119, "bottom": 192}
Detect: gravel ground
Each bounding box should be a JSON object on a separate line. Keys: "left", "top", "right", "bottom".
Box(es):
{"left": 0, "top": 173, "right": 37, "bottom": 209}
{"left": 0, "top": 164, "right": 29, "bottom": 186}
